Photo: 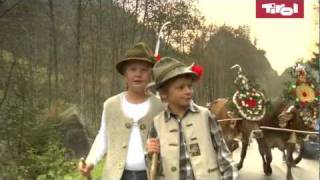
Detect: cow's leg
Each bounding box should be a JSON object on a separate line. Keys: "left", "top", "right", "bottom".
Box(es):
{"left": 293, "top": 142, "right": 303, "bottom": 165}
{"left": 282, "top": 150, "right": 287, "bottom": 162}
{"left": 286, "top": 143, "right": 295, "bottom": 180}
{"left": 237, "top": 137, "right": 249, "bottom": 170}
{"left": 257, "top": 139, "right": 269, "bottom": 175}
{"left": 265, "top": 145, "right": 273, "bottom": 176}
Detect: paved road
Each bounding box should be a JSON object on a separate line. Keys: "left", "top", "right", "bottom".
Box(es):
{"left": 232, "top": 141, "right": 319, "bottom": 180}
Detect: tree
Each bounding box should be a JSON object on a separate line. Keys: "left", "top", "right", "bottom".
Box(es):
{"left": 48, "top": 0, "right": 59, "bottom": 106}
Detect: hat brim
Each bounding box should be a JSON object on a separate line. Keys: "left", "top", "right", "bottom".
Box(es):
{"left": 147, "top": 67, "right": 198, "bottom": 92}
{"left": 116, "top": 57, "right": 155, "bottom": 75}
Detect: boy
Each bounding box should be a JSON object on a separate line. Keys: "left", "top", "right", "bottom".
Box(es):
{"left": 147, "top": 57, "right": 238, "bottom": 180}
{"left": 79, "top": 42, "right": 163, "bottom": 180}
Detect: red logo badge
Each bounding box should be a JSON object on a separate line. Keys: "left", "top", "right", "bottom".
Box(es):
{"left": 256, "top": 0, "right": 304, "bottom": 18}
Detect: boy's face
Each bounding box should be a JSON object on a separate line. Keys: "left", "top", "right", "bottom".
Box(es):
{"left": 123, "top": 61, "right": 152, "bottom": 92}
{"left": 164, "top": 75, "right": 193, "bottom": 109}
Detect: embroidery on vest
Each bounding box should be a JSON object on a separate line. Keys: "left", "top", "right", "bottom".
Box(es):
{"left": 189, "top": 143, "right": 201, "bottom": 156}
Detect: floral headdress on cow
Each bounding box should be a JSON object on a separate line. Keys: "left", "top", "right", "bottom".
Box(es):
{"left": 284, "top": 63, "right": 320, "bottom": 127}
{"left": 230, "top": 64, "right": 267, "bottom": 121}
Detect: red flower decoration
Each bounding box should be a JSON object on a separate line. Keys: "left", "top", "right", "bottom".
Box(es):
{"left": 245, "top": 99, "right": 257, "bottom": 108}
{"left": 155, "top": 54, "right": 161, "bottom": 61}
{"left": 191, "top": 64, "right": 204, "bottom": 78}
{"left": 300, "top": 101, "right": 307, "bottom": 108}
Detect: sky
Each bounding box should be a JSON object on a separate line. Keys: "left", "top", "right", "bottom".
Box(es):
{"left": 196, "top": 0, "right": 319, "bottom": 75}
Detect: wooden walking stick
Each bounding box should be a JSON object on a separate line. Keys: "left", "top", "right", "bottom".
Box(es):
{"left": 149, "top": 21, "right": 170, "bottom": 180}
{"left": 149, "top": 127, "right": 159, "bottom": 180}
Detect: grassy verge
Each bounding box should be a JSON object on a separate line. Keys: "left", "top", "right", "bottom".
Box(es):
{"left": 51, "top": 160, "right": 104, "bottom": 180}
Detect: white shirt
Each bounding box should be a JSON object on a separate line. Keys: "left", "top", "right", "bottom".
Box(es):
{"left": 122, "top": 94, "right": 150, "bottom": 170}
{"left": 86, "top": 92, "right": 150, "bottom": 171}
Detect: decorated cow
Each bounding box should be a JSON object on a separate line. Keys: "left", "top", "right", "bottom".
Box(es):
{"left": 209, "top": 64, "right": 267, "bottom": 170}
{"left": 209, "top": 98, "right": 241, "bottom": 152}
{"left": 258, "top": 63, "right": 319, "bottom": 180}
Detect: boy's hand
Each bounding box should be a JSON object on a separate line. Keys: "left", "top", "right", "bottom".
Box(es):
{"left": 78, "top": 158, "right": 94, "bottom": 178}
{"left": 147, "top": 138, "right": 160, "bottom": 154}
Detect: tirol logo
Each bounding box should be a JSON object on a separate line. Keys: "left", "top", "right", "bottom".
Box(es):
{"left": 256, "top": 0, "right": 304, "bottom": 18}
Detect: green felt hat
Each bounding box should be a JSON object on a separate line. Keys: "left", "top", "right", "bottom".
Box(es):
{"left": 116, "top": 42, "right": 157, "bottom": 74}
{"left": 147, "top": 57, "right": 197, "bottom": 91}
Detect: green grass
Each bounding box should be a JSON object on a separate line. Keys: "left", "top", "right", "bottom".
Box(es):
{"left": 61, "top": 160, "right": 104, "bottom": 180}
